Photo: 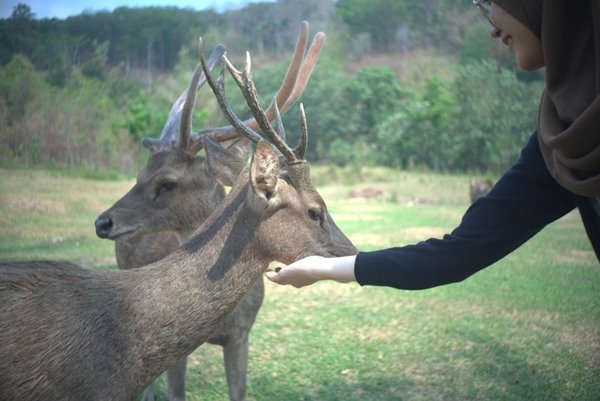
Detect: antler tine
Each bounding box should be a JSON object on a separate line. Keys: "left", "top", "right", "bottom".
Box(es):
{"left": 198, "top": 38, "right": 263, "bottom": 145}
{"left": 273, "top": 98, "right": 287, "bottom": 143}
{"left": 280, "top": 31, "right": 326, "bottom": 114}
{"left": 142, "top": 44, "right": 225, "bottom": 153}
{"left": 259, "top": 20, "right": 308, "bottom": 120}
{"left": 224, "top": 52, "right": 298, "bottom": 162}
{"left": 190, "top": 21, "right": 325, "bottom": 149}
{"left": 295, "top": 103, "right": 308, "bottom": 159}
{"left": 178, "top": 62, "right": 203, "bottom": 150}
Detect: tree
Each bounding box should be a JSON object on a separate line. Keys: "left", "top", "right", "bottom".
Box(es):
{"left": 374, "top": 62, "right": 541, "bottom": 172}
{"left": 125, "top": 91, "right": 168, "bottom": 144}
{"left": 0, "top": 3, "right": 39, "bottom": 65}
{"left": 336, "top": 0, "right": 408, "bottom": 52}
{"left": 375, "top": 77, "right": 454, "bottom": 170}
{"left": 0, "top": 54, "right": 46, "bottom": 161}
{"left": 0, "top": 54, "right": 44, "bottom": 123}
{"left": 448, "top": 60, "right": 539, "bottom": 171}
{"left": 81, "top": 40, "right": 109, "bottom": 79}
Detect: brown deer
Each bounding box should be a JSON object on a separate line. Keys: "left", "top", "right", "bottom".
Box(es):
{"left": 469, "top": 178, "right": 495, "bottom": 203}
{"left": 94, "top": 22, "right": 324, "bottom": 401}
{"left": 0, "top": 37, "right": 357, "bottom": 401}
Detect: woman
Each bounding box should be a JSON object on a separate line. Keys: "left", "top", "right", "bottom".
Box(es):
{"left": 266, "top": 0, "right": 600, "bottom": 289}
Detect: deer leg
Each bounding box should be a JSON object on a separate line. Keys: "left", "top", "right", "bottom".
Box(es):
{"left": 167, "top": 357, "right": 187, "bottom": 401}
{"left": 141, "top": 382, "right": 156, "bottom": 401}
{"left": 223, "top": 332, "right": 250, "bottom": 401}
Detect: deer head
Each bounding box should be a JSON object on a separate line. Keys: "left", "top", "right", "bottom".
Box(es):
{"left": 199, "top": 40, "right": 357, "bottom": 263}
{"left": 469, "top": 178, "right": 494, "bottom": 204}
{"left": 95, "top": 22, "right": 325, "bottom": 240}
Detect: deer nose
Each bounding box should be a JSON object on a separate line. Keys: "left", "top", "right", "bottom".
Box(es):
{"left": 95, "top": 215, "right": 114, "bottom": 238}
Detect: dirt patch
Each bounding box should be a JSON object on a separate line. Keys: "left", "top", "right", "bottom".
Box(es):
{"left": 350, "top": 186, "right": 384, "bottom": 199}
{"left": 554, "top": 249, "right": 596, "bottom": 265}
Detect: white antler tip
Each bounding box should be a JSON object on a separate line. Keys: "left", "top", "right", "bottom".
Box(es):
{"left": 245, "top": 51, "right": 251, "bottom": 69}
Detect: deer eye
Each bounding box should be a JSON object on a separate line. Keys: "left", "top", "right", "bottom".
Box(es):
{"left": 308, "top": 208, "right": 322, "bottom": 223}
{"left": 154, "top": 181, "right": 178, "bottom": 200}
{"left": 161, "top": 181, "right": 178, "bottom": 192}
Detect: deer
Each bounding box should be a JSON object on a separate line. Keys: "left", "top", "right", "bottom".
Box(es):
{"left": 0, "top": 34, "right": 357, "bottom": 401}
{"left": 94, "top": 22, "right": 324, "bottom": 401}
{"left": 469, "top": 178, "right": 495, "bottom": 203}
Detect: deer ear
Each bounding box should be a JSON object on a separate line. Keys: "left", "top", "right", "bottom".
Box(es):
{"left": 204, "top": 136, "right": 248, "bottom": 187}
{"left": 142, "top": 137, "right": 162, "bottom": 154}
{"left": 226, "top": 137, "right": 252, "bottom": 165}
{"left": 250, "top": 140, "right": 280, "bottom": 202}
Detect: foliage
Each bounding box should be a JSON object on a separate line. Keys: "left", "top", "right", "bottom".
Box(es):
{"left": 376, "top": 76, "right": 454, "bottom": 170}
{"left": 336, "top": 0, "right": 408, "bottom": 52}
{"left": 250, "top": 55, "right": 365, "bottom": 164}
{"left": 125, "top": 90, "right": 168, "bottom": 144}
{"left": 448, "top": 60, "right": 540, "bottom": 171}
{"left": 347, "top": 66, "right": 412, "bottom": 136}
{"left": 0, "top": 53, "right": 138, "bottom": 172}
{"left": 0, "top": 4, "right": 39, "bottom": 65}
{"left": 0, "top": 1, "right": 546, "bottom": 174}
{"left": 336, "top": 0, "right": 475, "bottom": 53}
{"left": 280, "top": 61, "right": 411, "bottom": 167}
{"left": 80, "top": 40, "right": 109, "bottom": 80}
{"left": 0, "top": 53, "right": 44, "bottom": 121}
{"left": 460, "top": 23, "right": 494, "bottom": 64}
{"left": 0, "top": 54, "right": 47, "bottom": 161}
{"left": 375, "top": 61, "right": 542, "bottom": 172}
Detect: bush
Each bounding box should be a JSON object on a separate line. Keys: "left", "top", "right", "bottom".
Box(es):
{"left": 373, "top": 61, "right": 541, "bottom": 172}
{"left": 448, "top": 60, "right": 539, "bottom": 171}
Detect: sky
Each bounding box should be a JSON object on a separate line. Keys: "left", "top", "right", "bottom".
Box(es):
{"left": 1, "top": 0, "right": 275, "bottom": 19}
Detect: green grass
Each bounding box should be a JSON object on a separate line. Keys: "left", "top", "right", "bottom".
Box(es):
{"left": 1, "top": 167, "right": 598, "bottom": 401}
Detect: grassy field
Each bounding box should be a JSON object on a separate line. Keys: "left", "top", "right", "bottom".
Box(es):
{"left": 0, "top": 167, "right": 598, "bottom": 401}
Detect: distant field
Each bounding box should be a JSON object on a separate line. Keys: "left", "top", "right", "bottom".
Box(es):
{"left": 1, "top": 167, "right": 598, "bottom": 401}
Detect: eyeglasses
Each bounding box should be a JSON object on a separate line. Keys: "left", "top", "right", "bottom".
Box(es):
{"left": 472, "top": 0, "right": 494, "bottom": 26}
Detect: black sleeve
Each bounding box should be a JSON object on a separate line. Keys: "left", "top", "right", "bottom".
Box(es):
{"left": 354, "top": 134, "right": 577, "bottom": 290}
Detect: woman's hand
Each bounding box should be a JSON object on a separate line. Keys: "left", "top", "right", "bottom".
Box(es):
{"left": 265, "top": 255, "right": 357, "bottom": 288}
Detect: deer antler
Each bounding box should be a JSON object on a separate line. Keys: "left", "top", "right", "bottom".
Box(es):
{"left": 200, "top": 40, "right": 309, "bottom": 164}
{"left": 142, "top": 21, "right": 324, "bottom": 155}
{"left": 142, "top": 44, "right": 226, "bottom": 153}
{"left": 190, "top": 21, "right": 325, "bottom": 153}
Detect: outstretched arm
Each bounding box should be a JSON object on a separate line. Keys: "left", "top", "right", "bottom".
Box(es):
{"left": 267, "top": 134, "right": 578, "bottom": 290}
{"left": 266, "top": 255, "right": 357, "bottom": 288}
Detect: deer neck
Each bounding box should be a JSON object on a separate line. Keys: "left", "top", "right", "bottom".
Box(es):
{"left": 123, "top": 181, "right": 265, "bottom": 376}
{"left": 175, "top": 184, "right": 226, "bottom": 240}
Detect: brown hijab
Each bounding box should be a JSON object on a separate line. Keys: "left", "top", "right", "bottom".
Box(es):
{"left": 493, "top": 0, "right": 600, "bottom": 198}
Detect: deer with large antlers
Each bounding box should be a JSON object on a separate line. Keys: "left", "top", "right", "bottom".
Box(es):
{"left": 0, "top": 29, "right": 356, "bottom": 401}
{"left": 94, "top": 22, "right": 323, "bottom": 401}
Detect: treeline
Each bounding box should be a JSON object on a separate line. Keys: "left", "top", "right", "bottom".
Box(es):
{"left": 0, "top": 0, "right": 544, "bottom": 174}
